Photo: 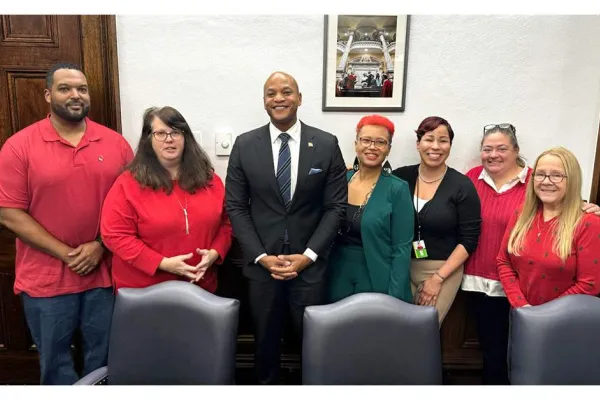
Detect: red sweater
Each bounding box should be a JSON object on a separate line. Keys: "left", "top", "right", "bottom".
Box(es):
{"left": 464, "top": 165, "right": 530, "bottom": 281}
{"left": 100, "top": 171, "right": 232, "bottom": 292}
{"left": 497, "top": 208, "right": 600, "bottom": 308}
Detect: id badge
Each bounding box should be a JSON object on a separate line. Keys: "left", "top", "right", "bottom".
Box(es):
{"left": 412, "top": 240, "right": 428, "bottom": 259}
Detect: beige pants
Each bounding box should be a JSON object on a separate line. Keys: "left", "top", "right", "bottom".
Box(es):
{"left": 410, "top": 259, "right": 464, "bottom": 325}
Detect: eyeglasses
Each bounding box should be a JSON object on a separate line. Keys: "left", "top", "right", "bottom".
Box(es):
{"left": 533, "top": 172, "right": 568, "bottom": 183}
{"left": 357, "top": 137, "right": 389, "bottom": 149}
{"left": 481, "top": 146, "right": 512, "bottom": 155}
{"left": 483, "top": 124, "right": 516, "bottom": 134}
{"left": 152, "top": 130, "right": 183, "bottom": 142}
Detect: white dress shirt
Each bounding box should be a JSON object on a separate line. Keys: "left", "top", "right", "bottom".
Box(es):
{"left": 254, "top": 120, "right": 318, "bottom": 265}
{"left": 479, "top": 165, "right": 528, "bottom": 193}
{"left": 270, "top": 120, "right": 301, "bottom": 199}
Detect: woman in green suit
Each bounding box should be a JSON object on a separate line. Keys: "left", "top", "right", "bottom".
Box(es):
{"left": 328, "top": 115, "right": 414, "bottom": 303}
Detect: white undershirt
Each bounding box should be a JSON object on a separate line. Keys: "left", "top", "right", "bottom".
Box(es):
{"left": 413, "top": 195, "right": 429, "bottom": 213}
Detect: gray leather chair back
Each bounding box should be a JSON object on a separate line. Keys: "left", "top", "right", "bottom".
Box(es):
{"left": 510, "top": 294, "right": 600, "bottom": 384}
{"left": 303, "top": 292, "right": 442, "bottom": 384}
{"left": 107, "top": 281, "right": 239, "bottom": 385}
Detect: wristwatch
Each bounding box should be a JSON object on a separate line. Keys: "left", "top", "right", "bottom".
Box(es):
{"left": 95, "top": 235, "right": 106, "bottom": 250}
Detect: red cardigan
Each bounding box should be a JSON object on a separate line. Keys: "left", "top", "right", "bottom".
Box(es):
{"left": 100, "top": 171, "right": 232, "bottom": 292}
{"left": 464, "top": 165, "right": 530, "bottom": 281}
{"left": 497, "top": 208, "right": 600, "bottom": 308}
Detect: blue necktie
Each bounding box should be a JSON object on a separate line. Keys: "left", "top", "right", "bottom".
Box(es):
{"left": 276, "top": 132, "right": 292, "bottom": 209}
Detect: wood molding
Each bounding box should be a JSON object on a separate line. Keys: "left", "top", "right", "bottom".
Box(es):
{"left": 80, "top": 15, "right": 121, "bottom": 133}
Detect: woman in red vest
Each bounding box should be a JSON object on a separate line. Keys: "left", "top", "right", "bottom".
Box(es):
{"left": 462, "top": 125, "right": 599, "bottom": 384}
{"left": 100, "top": 106, "right": 232, "bottom": 292}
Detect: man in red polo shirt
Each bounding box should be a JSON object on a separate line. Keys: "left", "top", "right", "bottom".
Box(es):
{"left": 0, "top": 63, "right": 134, "bottom": 384}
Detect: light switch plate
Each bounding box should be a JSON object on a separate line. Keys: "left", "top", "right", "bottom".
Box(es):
{"left": 215, "top": 132, "right": 232, "bottom": 156}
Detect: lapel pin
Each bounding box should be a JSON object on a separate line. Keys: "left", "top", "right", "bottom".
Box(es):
{"left": 308, "top": 142, "right": 313, "bottom": 147}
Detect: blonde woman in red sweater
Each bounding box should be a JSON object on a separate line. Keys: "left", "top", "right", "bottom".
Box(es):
{"left": 498, "top": 147, "right": 600, "bottom": 307}
{"left": 462, "top": 125, "right": 600, "bottom": 385}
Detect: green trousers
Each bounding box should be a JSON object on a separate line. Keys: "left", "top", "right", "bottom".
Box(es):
{"left": 328, "top": 244, "right": 373, "bottom": 303}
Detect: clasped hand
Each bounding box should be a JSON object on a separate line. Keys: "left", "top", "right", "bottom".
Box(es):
{"left": 415, "top": 275, "right": 443, "bottom": 307}
{"left": 260, "top": 254, "right": 312, "bottom": 281}
{"left": 160, "top": 248, "right": 219, "bottom": 282}
{"left": 66, "top": 241, "right": 104, "bottom": 276}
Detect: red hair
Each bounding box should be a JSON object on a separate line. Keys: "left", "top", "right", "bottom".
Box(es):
{"left": 356, "top": 115, "right": 395, "bottom": 136}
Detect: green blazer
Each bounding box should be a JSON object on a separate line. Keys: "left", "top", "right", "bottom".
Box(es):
{"left": 347, "top": 170, "right": 414, "bottom": 303}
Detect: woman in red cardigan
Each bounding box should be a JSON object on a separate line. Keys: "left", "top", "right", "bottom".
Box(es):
{"left": 100, "top": 106, "right": 232, "bottom": 292}
{"left": 497, "top": 147, "right": 600, "bottom": 309}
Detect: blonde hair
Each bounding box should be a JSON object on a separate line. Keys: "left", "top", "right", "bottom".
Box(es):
{"left": 508, "top": 147, "right": 583, "bottom": 261}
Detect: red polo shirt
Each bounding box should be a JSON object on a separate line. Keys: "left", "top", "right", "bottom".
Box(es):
{"left": 0, "top": 115, "right": 134, "bottom": 297}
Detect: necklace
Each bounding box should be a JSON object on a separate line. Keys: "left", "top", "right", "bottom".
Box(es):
{"left": 418, "top": 164, "right": 448, "bottom": 184}
{"left": 536, "top": 213, "right": 556, "bottom": 242}
{"left": 349, "top": 172, "right": 377, "bottom": 208}
{"left": 340, "top": 172, "right": 377, "bottom": 235}
{"left": 174, "top": 192, "right": 189, "bottom": 235}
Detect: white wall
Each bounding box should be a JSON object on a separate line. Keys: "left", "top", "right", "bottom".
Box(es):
{"left": 116, "top": 15, "right": 600, "bottom": 198}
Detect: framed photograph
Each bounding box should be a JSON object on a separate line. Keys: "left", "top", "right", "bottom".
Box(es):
{"left": 322, "top": 15, "right": 410, "bottom": 112}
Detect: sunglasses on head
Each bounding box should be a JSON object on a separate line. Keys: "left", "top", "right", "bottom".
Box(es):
{"left": 483, "top": 123, "right": 516, "bottom": 135}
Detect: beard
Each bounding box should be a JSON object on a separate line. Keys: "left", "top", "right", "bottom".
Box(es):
{"left": 51, "top": 100, "right": 90, "bottom": 123}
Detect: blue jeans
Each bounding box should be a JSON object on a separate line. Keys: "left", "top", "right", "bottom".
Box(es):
{"left": 21, "top": 287, "right": 114, "bottom": 385}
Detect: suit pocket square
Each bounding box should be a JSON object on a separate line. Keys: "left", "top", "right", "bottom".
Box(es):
{"left": 309, "top": 168, "right": 323, "bottom": 175}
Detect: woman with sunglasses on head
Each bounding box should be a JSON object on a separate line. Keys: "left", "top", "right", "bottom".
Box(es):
{"left": 462, "top": 123, "right": 528, "bottom": 384}
{"left": 462, "top": 125, "right": 600, "bottom": 385}
{"left": 497, "top": 147, "right": 600, "bottom": 308}
{"left": 328, "top": 115, "right": 414, "bottom": 303}
{"left": 393, "top": 116, "right": 482, "bottom": 324}
{"left": 100, "top": 106, "right": 232, "bottom": 291}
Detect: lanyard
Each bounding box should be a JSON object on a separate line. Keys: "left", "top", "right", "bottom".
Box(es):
{"left": 414, "top": 178, "right": 433, "bottom": 242}
{"left": 415, "top": 179, "right": 423, "bottom": 241}
{"left": 414, "top": 165, "right": 447, "bottom": 242}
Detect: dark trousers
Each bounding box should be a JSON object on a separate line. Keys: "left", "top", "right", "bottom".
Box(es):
{"left": 248, "top": 276, "right": 325, "bottom": 384}
{"left": 467, "top": 290, "right": 510, "bottom": 385}
{"left": 21, "top": 287, "right": 114, "bottom": 385}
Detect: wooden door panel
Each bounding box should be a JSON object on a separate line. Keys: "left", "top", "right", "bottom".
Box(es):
{"left": 6, "top": 70, "right": 48, "bottom": 133}
{"left": 1, "top": 15, "right": 59, "bottom": 46}
{"left": 0, "top": 15, "right": 82, "bottom": 146}
{"left": 441, "top": 290, "right": 483, "bottom": 368}
{"left": 0, "top": 15, "right": 120, "bottom": 384}
{"left": 0, "top": 264, "right": 33, "bottom": 351}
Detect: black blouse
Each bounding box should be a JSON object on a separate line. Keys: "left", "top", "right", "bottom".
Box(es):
{"left": 393, "top": 164, "right": 481, "bottom": 260}
{"left": 337, "top": 203, "right": 363, "bottom": 246}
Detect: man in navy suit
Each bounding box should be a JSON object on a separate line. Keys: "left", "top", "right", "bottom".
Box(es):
{"left": 226, "top": 71, "right": 347, "bottom": 384}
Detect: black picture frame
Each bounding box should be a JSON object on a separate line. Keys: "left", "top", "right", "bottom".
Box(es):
{"left": 322, "top": 14, "right": 410, "bottom": 112}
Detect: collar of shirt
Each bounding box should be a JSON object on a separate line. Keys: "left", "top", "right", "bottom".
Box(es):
{"left": 269, "top": 120, "right": 301, "bottom": 145}
{"left": 479, "top": 165, "right": 529, "bottom": 193}
{"left": 41, "top": 115, "right": 100, "bottom": 143}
